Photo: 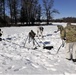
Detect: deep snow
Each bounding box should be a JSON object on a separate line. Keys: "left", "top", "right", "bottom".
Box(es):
{"left": 0, "top": 25, "right": 76, "bottom": 75}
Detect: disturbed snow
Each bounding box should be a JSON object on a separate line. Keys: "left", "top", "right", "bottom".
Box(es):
{"left": 0, "top": 25, "right": 76, "bottom": 74}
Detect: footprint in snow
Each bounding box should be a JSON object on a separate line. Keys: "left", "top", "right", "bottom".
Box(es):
{"left": 14, "top": 68, "right": 20, "bottom": 72}
{"left": 50, "top": 68, "right": 57, "bottom": 71}
{"left": 54, "top": 63, "right": 59, "bottom": 66}
{"left": 44, "top": 62, "right": 54, "bottom": 67}
{"left": 8, "top": 65, "right": 15, "bottom": 70}
{"left": 0, "top": 72, "right": 3, "bottom": 74}
{"left": 31, "top": 63, "right": 39, "bottom": 68}
{"left": 5, "top": 65, "right": 15, "bottom": 72}
{"left": 14, "top": 66, "right": 26, "bottom": 72}
{"left": 8, "top": 66, "right": 12, "bottom": 70}
{"left": 45, "top": 67, "right": 57, "bottom": 71}
{"left": 19, "top": 66, "right": 26, "bottom": 71}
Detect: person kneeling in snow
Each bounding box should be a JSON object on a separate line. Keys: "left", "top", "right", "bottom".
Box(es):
{"left": 0, "top": 29, "right": 3, "bottom": 41}
{"left": 58, "top": 23, "right": 76, "bottom": 62}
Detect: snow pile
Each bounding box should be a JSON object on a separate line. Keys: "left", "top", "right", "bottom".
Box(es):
{"left": 0, "top": 25, "right": 76, "bottom": 74}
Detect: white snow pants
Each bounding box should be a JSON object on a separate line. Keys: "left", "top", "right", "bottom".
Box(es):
{"left": 37, "top": 27, "right": 43, "bottom": 38}
{"left": 65, "top": 42, "right": 76, "bottom": 59}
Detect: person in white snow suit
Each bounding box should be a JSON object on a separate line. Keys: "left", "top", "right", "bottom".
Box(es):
{"left": 37, "top": 26, "right": 44, "bottom": 38}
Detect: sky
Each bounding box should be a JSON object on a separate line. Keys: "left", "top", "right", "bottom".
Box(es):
{"left": 39, "top": 0, "right": 76, "bottom": 19}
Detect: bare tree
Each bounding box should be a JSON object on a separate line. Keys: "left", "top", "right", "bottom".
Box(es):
{"left": 20, "top": 0, "right": 40, "bottom": 25}
{"left": 36, "top": 4, "right": 42, "bottom": 22}
{"left": 30, "top": 0, "right": 39, "bottom": 24}
{"left": 0, "top": 0, "right": 3, "bottom": 17}
{"left": 21, "top": 0, "right": 31, "bottom": 24}
{"left": 0, "top": 0, "right": 5, "bottom": 20}
{"left": 7, "top": 0, "right": 20, "bottom": 25}
{"left": 13, "top": 0, "right": 19, "bottom": 24}
{"left": 7, "top": 0, "right": 13, "bottom": 24}
{"left": 42, "top": 0, "right": 59, "bottom": 24}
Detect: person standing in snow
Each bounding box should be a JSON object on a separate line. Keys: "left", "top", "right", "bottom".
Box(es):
{"left": 58, "top": 23, "right": 76, "bottom": 62}
{"left": 37, "top": 26, "right": 44, "bottom": 38}
{"left": 57, "top": 25, "right": 66, "bottom": 47}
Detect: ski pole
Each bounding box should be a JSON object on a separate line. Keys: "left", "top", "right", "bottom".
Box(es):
{"left": 24, "top": 35, "right": 29, "bottom": 47}
{"left": 34, "top": 39, "right": 40, "bottom": 47}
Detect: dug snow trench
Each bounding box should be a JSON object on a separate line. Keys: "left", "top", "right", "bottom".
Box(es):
{"left": 0, "top": 25, "right": 76, "bottom": 74}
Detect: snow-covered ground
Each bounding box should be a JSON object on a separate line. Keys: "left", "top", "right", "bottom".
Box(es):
{"left": 0, "top": 25, "right": 76, "bottom": 75}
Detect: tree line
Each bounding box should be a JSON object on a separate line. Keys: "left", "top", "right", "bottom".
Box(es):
{"left": 51, "top": 17, "right": 76, "bottom": 23}
{"left": 0, "top": 0, "right": 59, "bottom": 27}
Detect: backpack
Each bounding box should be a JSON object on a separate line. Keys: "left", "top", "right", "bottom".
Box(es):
{"left": 29, "top": 30, "right": 36, "bottom": 39}
{"left": 0, "top": 33, "right": 2, "bottom": 36}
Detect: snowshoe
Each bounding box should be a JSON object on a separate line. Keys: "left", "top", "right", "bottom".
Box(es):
{"left": 0, "top": 38, "right": 2, "bottom": 41}
{"left": 43, "top": 46, "right": 53, "bottom": 50}
{"left": 33, "top": 47, "right": 37, "bottom": 50}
